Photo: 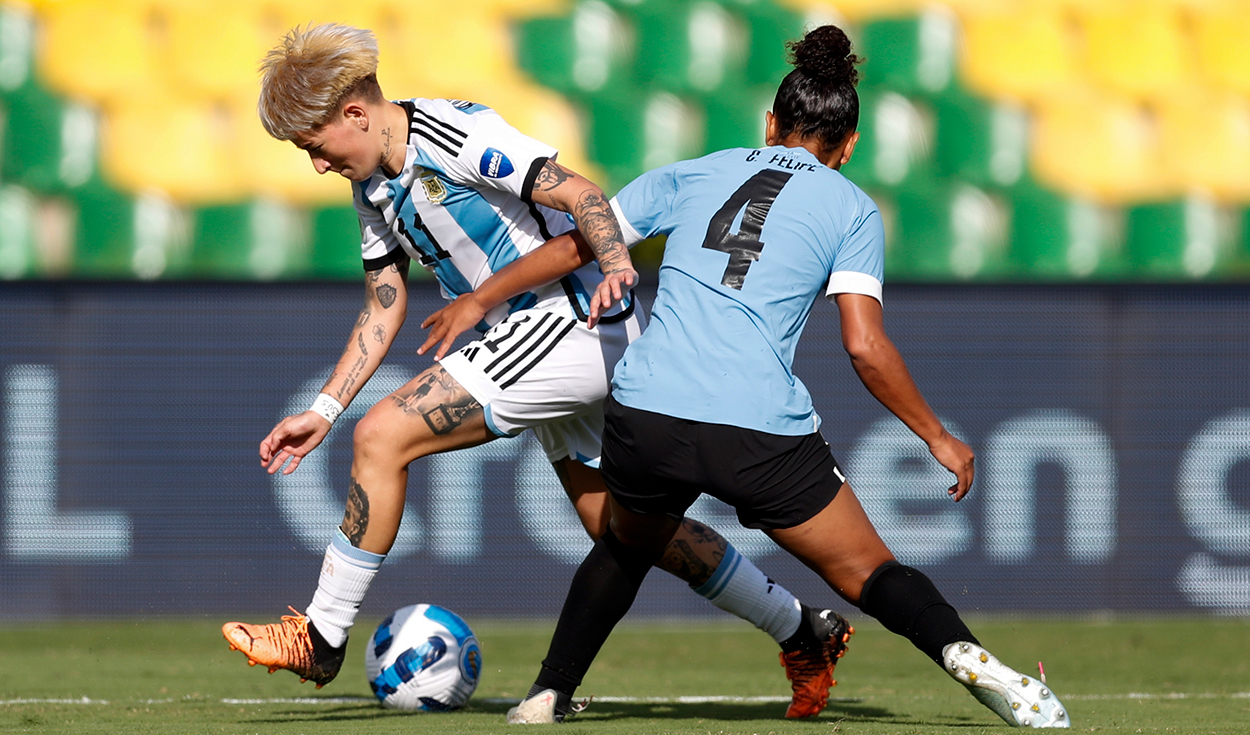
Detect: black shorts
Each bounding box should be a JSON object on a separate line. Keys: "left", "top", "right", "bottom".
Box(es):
{"left": 600, "top": 394, "right": 846, "bottom": 530}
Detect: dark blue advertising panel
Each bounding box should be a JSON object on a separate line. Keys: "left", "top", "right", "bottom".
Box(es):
{"left": 1, "top": 282, "right": 1248, "bottom": 620}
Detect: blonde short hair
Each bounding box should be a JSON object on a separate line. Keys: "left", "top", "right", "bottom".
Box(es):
{"left": 258, "top": 23, "right": 384, "bottom": 140}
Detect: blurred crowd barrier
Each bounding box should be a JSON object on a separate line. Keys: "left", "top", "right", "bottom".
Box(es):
{"left": 0, "top": 0, "right": 1248, "bottom": 281}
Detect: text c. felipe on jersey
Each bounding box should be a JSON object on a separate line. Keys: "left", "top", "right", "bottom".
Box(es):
{"left": 352, "top": 97, "right": 629, "bottom": 331}
{"left": 607, "top": 145, "right": 886, "bottom": 436}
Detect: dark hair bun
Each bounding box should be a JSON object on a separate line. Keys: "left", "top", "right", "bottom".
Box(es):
{"left": 787, "top": 25, "right": 860, "bottom": 87}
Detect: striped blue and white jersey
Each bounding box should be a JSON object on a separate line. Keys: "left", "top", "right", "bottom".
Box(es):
{"left": 354, "top": 98, "right": 623, "bottom": 331}
{"left": 607, "top": 145, "right": 885, "bottom": 435}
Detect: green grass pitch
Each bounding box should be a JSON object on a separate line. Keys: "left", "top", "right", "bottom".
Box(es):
{"left": 1, "top": 616, "right": 1247, "bottom": 734}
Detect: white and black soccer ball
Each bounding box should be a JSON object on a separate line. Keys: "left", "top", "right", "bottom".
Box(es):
{"left": 365, "top": 603, "right": 482, "bottom": 711}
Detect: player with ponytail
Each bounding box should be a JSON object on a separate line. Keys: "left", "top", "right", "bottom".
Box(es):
{"left": 509, "top": 26, "right": 1070, "bottom": 729}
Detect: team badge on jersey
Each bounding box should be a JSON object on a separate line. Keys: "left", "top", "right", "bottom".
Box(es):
{"left": 479, "top": 148, "right": 514, "bottom": 179}
{"left": 419, "top": 171, "right": 448, "bottom": 204}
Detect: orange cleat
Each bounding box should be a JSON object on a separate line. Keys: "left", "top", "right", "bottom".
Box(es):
{"left": 780, "top": 609, "right": 854, "bottom": 718}
{"left": 222, "top": 607, "right": 345, "bottom": 688}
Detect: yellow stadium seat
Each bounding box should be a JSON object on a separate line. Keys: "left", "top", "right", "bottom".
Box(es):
{"left": 467, "top": 83, "right": 603, "bottom": 185}
{"left": 1158, "top": 91, "right": 1250, "bottom": 203}
{"left": 161, "top": 1, "right": 277, "bottom": 100}
{"left": 958, "top": 5, "right": 1080, "bottom": 103}
{"left": 1030, "top": 88, "right": 1176, "bottom": 204}
{"left": 1193, "top": 4, "right": 1250, "bottom": 96}
{"left": 776, "top": 0, "right": 926, "bottom": 22}
{"left": 36, "top": 0, "right": 162, "bottom": 104}
{"left": 100, "top": 96, "right": 246, "bottom": 204}
{"left": 1079, "top": 3, "right": 1194, "bottom": 101}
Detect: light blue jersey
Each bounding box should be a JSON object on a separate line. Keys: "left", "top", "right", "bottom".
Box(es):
{"left": 355, "top": 98, "right": 625, "bottom": 331}
{"left": 608, "top": 146, "right": 885, "bottom": 435}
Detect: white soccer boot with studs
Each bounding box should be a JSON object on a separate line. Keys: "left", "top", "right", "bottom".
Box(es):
{"left": 943, "top": 641, "right": 1070, "bottom": 728}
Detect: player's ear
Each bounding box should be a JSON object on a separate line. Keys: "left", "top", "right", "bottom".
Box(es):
{"left": 342, "top": 101, "right": 369, "bottom": 131}
{"left": 838, "top": 131, "right": 860, "bottom": 168}
{"left": 764, "top": 111, "right": 779, "bottom": 146}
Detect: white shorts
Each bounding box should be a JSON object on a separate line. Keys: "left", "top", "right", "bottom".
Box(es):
{"left": 440, "top": 305, "right": 644, "bottom": 467}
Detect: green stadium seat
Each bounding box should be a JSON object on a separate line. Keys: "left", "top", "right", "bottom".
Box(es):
{"left": 702, "top": 85, "right": 773, "bottom": 154}
{"left": 514, "top": 3, "right": 634, "bottom": 95}
{"left": 1, "top": 81, "right": 68, "bottom": 193}
{"left": 309, "top": 205, "right": 367, "bottom": 280}
{"left": 932, "top": 89, "right": 1028, "bottom": 188}
{"left": 0, "top": 184, "right": 37, "bottom": 279}
{"left": 855, "top": 10, "right": 958, "bottom": 95}
{"left": 1007, "top": 181, "right": 1129, "bottom": 280}
{"left": 582, "top": 90, "right": 704, "bottom": 191}
{"left": 190, "top": 201, "right": 310, "bottom": 280}
{"left": 71, "top": 181, "right": 193, "bottom": 280}
{"left": 719, "top": 0, "right": 807, "bottom": 87}
{"left": 1125, "top": 198, "right": 1243, "bottom": 280}
{"left": 627, "top": 0, "right": 748, "bottom": 95}
{"left": 838, "top": 88, "right": 936, "bottom": 191}
{"left": 886, "top": 183, "right": 1013, "bottom": 281}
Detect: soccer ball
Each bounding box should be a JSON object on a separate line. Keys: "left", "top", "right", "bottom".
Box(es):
{"left": 365, "top": 603, "right": 482, "bottom": 711}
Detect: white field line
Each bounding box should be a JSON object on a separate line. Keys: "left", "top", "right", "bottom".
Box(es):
{"left": 4, "top": 692, "right": 1249, "bottom": 706}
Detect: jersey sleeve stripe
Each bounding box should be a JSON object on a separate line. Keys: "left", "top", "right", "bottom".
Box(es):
{"left": 412, "top": 122, "right": 462, "bottom": 156}
{"left": 825, "top": 270, "right": 883, "bottom": 304}
{"left": 363, "top": 248, "right": 410, "bottom": 272}
{"left": 521, "top": 157, "right": 549, "bottom": 206}
{"left": 609, "top": 196, "right": 645, "bottom": 246}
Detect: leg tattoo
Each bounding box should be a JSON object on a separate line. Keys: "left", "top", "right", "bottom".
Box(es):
{"left": 341, "top": 479, "right": 370, "bottom": 546}
{"left": 657, "top": 518, "right": 728, "bottom": 587}
{"left": 390, "top": 367, "right": 482, "bottom": 435}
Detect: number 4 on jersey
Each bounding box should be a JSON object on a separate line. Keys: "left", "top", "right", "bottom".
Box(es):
{"left": 701, "top": 169, "right": 794, "bottom": 289}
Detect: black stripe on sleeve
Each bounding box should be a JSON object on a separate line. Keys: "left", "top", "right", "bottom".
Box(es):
{"left": 413, "top": 107, "right": 467, "bottom": 142}
{"left": 413, "top": 128, "right": 460, "bottom": 157}
{"left": 363, "top": 248, "right": 410, "bottom": 272}
{"left": 521, "top": 156, "right": 550, "bottom": 205}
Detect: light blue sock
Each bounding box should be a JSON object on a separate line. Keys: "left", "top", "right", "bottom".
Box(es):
{"left": 693, "top": 544, "right": 802, "bottom": 643}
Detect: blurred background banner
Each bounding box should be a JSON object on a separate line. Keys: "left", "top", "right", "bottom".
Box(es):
{"left": 1, "top": 281, "right": 1247, "bottom": 620}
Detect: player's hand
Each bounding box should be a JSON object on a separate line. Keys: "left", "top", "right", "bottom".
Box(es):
{"left": 587, "top": 267, "right": 638, "bottom": 328}
{"left": 259, "top": 412, "right": 332, "bottom": 475}
{"left": 419, "top": 294, "right": 486, "bottom": 361}
{"left": 928, "top": 431, "right": 975, "bottom": 502}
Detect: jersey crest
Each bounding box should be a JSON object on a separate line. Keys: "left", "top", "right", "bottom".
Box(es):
{"left": 418, "top": 169, "right": 448, "bottom": 204}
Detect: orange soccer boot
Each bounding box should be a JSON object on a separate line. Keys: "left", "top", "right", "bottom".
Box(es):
{"left": 780, "top": 607, "right": 854, "bottom": 718}
{"left": 222, "top": 607, "right": 346, "bottom": 688}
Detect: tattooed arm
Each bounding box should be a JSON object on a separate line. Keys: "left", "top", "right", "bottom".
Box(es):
{"left": 418, "top": 231, "right": 594, "bottom": 360}
{"left": 528, "top": 160, "right": 638, "bottom": 326}
{"left": 259, "top": 259, "right": 411, "bottom": 475}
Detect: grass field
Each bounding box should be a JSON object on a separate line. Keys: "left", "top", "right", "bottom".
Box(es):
{"left": 1, "top": 615, "right": 1247, "bottom": 734}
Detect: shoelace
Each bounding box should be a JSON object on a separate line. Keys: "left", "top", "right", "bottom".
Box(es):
{"left": 265, "top": 606, "right": 314, "bottom": 668}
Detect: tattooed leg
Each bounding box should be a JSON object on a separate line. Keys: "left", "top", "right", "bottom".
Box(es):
{"left": 656, "top": 518, "right": 730, "bottom": 587}
{"left": 340, "top": 478, "right": 371, "bottom": 546}
{"left": 389, "top": 366, "right": 483, "bottom": 435}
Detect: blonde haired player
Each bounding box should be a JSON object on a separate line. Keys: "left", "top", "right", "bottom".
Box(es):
{"left": 222, "top": 23, "right": 852, "bottom": 717}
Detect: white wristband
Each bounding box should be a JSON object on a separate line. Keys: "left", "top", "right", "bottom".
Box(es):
{"left": 310, "top": 393, "right": 345, "bottom": 425}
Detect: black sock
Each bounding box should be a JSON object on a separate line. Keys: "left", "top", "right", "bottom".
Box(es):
{"left": 531, "top": 530, "right": 660, "bottom": 705}
{"left": 857, "top": 561, "right": 979, "bottom": 665}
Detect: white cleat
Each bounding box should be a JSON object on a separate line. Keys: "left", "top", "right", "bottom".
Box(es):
{"left": 943, "top": 642, "right": 1070, "bottom": 728}
{"left": 507, "top": 689, "right": 559, "bottom": 724}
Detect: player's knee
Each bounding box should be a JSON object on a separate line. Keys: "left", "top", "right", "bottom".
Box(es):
{"left": 352, "top": 407, "right": 410, "bottom": 468}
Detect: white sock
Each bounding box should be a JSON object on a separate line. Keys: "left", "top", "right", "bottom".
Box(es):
{"left": 305, "top": 529, "right": 385, "bottom": 648}
{"left": 692, "top": 544, "right": 802, "bottom": 643}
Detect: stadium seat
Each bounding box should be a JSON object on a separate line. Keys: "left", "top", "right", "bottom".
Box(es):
{"left": 1125, "top": 197, "right": 1243, "bottom": 279}
{"left": 1193, "top": 4, "right": 1250, "bottom": 97}
{"left": 161, "top": 1, "right": 277, "bottom": 100}
{"left": 774, "top": 0, "right": 926, "bottom": 22}
{"left": 703, "top": 85, "right": 774, "bottom": 155}
{"left": 36, "top": 0, "right": 162, "bottom": 105}
{"left": 0, "top": 184, "right": 37, "bottom": 279}
{"left": 958, "top": 4, "right": 1080, "bottom": 103}
{"left": 723, "top": 0, "right": 807, "bottom": 87}
{"left": 627, "top": 0, "right": 748, "bottom": 95}
{"left": 309, "top": 205, "right": 368, "bottom": 279}
{"left": 1157, "top": 92, "right": 1250, "bottom": 203}
{"left": 1079, "top": 3, "right": 1193, "bottom": 101}
{"left": 1, "top": 81, "right": 68, "bottom": 193}
{"left": 887, "top": 183, "right": 1013, "bottom": 280}
{"left": 100, "top": 96, "right": 246, "bottom": 205}
{"left": 190, "top": 200, "right": 310, "bottom": 280}
{"left": 855, "top": 10, "right": 958, "bottom": 95}
{"left": 72, "top": 182, "right": 193, "bottom": 279}
{"left": 1008, "top": 180, "right": 1129, "bottom": 280}
{"left": 468, "top": 84, "right": 603, "bottom": 184}
{"left": 1030, "top": 89, "right": 1175, "bottom": 204}
{"left": 514, "top": 2, "right": 635, "bottom": 95}
{"left": 838, "top": 89, "right": 936, "bottom": 191}
{"left": 932, "top": 90, "right": 1029, "bottom": 188}
{"left": 582, "top": 90, "right": 705, "bottom": 191}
